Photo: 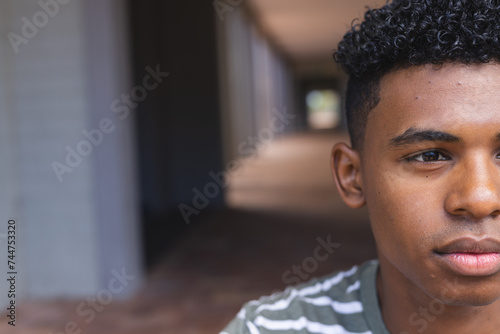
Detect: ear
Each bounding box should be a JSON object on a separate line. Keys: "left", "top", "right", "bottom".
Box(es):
{"left": 331, "top": 142, "right": 365, "bottom": 208}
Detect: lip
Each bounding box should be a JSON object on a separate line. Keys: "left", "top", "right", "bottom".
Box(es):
{"left": 434, "top": 238, "right": 500, "bottom": 276}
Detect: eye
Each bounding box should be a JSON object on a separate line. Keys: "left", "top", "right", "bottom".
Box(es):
{"left": 407, "top": 151, "right": 450, "bottom": 162}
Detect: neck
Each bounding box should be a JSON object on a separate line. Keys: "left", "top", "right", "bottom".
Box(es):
{"left": 377, "top": 257, "right": 500, "bottom": 334}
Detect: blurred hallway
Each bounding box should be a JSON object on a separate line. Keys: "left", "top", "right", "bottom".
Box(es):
{"left": 228, "top": 131, "right": 369, "bottom": 224}
{"left": 2, "top": 132, "right": 376, "bottom": 334}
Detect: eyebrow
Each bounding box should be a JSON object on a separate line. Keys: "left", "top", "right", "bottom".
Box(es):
{"left": 389, "top": 127, "right": 461, "bottom": 147}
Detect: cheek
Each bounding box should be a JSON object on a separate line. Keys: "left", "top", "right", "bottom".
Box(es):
{"left": 364, "top": 174, "right": 435, "bottom": 260}
{"left": 365, "top": 176, "right": 439, "bottom": 290}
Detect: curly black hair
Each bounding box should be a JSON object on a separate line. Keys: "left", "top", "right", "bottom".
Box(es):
{"left": 333, "top": 0, "right": 500, "bottom": 149}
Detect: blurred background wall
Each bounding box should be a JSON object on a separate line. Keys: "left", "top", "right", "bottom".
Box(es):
{"left": 0, "top": 0, "right": 383, "bottom": 310}
{"left": 0, "top": 0, "right": 142, "bottom": 304}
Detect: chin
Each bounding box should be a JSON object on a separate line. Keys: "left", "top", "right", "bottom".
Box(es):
{"left": 429, "top": 279, "right": 500, "bottom": 307}
{"left": 452, "top": 293, "right": 500, "bottom": 307}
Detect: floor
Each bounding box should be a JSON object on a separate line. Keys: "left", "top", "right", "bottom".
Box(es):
{"left": 1, "top": 131, "right": 376, "bottom": 334}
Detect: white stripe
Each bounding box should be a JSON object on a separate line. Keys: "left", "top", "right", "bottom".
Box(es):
{"left": 301, "top": 296, "right": 363, "bottom": 314}
{"left": 254, "top": 316, "right": 372, "bottom": 334}
{"left": 255, "top": 289, "right": 300, "bottom": 313}
{"left": 247, "top": 321, "right": 261, "bottom": 334}
{"left": 256, "top": 266, "right": 358, "bottom": 313}
{"left": 346, "top": 280, "right": 360, "bottom": 294}
{"left": 237, "top": 308, "right": 246, "bottom": 319}
{"left": 298, "top": 266, "right": 358, "bottom": 297}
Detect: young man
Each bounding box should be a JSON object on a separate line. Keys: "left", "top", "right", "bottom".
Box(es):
{"left": 221, "top": 0, "right": 500, "bottom": 333}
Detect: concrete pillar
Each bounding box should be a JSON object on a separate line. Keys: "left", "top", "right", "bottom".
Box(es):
{"left": 0, "top": 0, "right": 142, "bottom": 304}
{"left": 217, "top": 7, "right": 298, "bottom": 164}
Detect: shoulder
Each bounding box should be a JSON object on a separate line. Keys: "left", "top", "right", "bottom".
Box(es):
{"left": 220, "top": 260, "right": 379, "bottom": 334}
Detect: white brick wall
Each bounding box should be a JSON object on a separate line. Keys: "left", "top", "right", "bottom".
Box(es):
{"left": 0, "top": 0, "right": 142, "bottom": 304}
{"left": 0, "top": 0, "right": 20, "bottom": 310}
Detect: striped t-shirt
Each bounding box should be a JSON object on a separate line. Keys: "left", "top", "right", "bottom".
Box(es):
{"left": 220, "top": 260, "right": 390, "bottom": 334}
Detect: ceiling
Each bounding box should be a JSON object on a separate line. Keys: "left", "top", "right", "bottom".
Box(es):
{"left": 247, "top": 0, "right": 387, "bottom": 73}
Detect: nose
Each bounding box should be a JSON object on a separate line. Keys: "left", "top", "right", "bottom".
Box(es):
{"left": 444, "top": 156, "right": 500, "bottom": 220}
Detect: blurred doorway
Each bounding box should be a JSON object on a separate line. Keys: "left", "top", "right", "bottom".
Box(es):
{"left": 306, "top": 89, "right": 342, "bottom": 130}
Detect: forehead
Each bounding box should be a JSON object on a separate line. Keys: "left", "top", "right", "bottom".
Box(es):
{"left": 365, "top": 63, "right": 500, "bottom": 144}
